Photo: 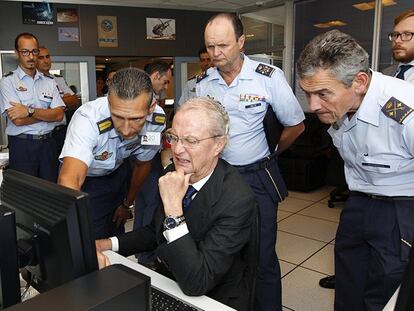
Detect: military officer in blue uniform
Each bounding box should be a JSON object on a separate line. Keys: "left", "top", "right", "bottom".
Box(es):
{"left": 58, "top": 68, "right": 165, "bottom": 240}
{"left": 36, "top": 46, "right": 79, "bottom": 155}
{"left": 198, "top": 13, "right": 305, "bottom": 311}
{"left": 0, "top": 33, "right": 65, "bottom": 182}
{"left": 297, "top": 29, "right": 414, "bottom": 311}
{"left": 177, "top": 47, "right": 212, "bottom": 108}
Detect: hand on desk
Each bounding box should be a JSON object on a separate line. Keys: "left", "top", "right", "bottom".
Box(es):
{"left": 95, "top": 239, "right": 112, "bottom": 269}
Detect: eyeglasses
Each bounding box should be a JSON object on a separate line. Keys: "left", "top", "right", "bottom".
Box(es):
{"left": 388, "top": 32, "right": 414, "bottom": 42}
{"left": 164, "top": 131, "right": 221, "bottom": 149}
{"left": 18, "top": 49, "right": 40, "bottom": 57}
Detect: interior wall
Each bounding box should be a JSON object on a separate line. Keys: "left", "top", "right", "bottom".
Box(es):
{"left": 0, "top": 1, "right": 215, "bottom": 57}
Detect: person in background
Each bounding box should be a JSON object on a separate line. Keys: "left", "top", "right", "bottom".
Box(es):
{"left": 102, "top": 69, "right": 117, "bottom": 96}
{"left": 0, "top": 33, "right": 64, "bottom": 182}
{"left": 96, "top": 76, "right": 105, "bottom": 98}
{"left": 133, "top": 60, "right": 172, "bottom": 264}
{"left": 36, "top": 46, "right": 79, "bottom": 155}
{"left": 297, "top": 29, "right": 414, "bottom": 311}
{"left": 96, "top": 97, "right": 258, "bottom": 311}
{"left": 383, "top": 9, "right": 414, "bottom": 81}
{"left": 197, "top": 13, "right": 305, "bottom": 311}
{"left": 177, "top": 47, "right": 212, "bottom": 108}
{"left": 58, "top": 68, "right": 165, "bottom": 239}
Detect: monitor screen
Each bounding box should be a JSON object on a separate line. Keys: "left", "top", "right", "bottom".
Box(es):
{"left": 0, "top": 169, "right": 98, "bottom": 304}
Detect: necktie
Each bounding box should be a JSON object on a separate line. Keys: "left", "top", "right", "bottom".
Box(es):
{"left": 182, "top": 185, "right": 197, "bottom": 210}
{"left": 396, "top": 65, "right": 413, "bottom": 80}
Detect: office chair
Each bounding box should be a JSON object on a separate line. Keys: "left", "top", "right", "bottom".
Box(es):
{"left": 241, "top": 203, "right": 260, "bottom": 311}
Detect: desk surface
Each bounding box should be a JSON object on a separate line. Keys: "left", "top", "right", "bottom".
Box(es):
{"left": 104, "top": 250, "right": 236, "bottom": 311}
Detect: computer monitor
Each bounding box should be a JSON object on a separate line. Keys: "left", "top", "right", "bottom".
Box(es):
{"left": 0, "top": 206, "right": 21, "bottom": 309}
{"left": 0, "top": 169, "right": 98, "bottom": 308}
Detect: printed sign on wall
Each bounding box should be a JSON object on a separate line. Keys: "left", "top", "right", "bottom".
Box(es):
{"left": 97, "top": 16, "right": 118, "bottom": 47}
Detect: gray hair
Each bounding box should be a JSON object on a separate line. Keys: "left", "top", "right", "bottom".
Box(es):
{"left": 109, "top": 67, "right": 153, "bottom": 108}
{"left": 297, "top": 30, "right": 369, "bottom": 87}
{"left": 178, "top": 97, "right": 229, "bottom": 138}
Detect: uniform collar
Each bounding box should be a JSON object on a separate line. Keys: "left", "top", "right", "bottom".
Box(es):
{"left": 15, "top": 66, "right": 41, "bottom": 81}
{"left": 353, "top": 70, "right": 381, "bottom": 127}
{"left": 398, "top": 59, "right": 414, "bottom": 67}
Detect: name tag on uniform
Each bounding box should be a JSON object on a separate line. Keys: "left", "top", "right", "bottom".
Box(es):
{"left": 141, "top": 132, "right": 161, "bottom": 145}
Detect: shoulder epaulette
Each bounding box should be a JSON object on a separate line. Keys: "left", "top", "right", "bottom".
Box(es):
{"left": 4, "top": 71, "right": 13, "bottom": 77}
{"left": 381, "top": 97, "right": 413, "bottom": 124}
{"left": 255, "top": 63, "right": 275, "bottom": 77}
{"left": 188, "top": 75, "right": 196, "bottom": 81}
{"left": 196, "top": 71, "right": 208, "bottom": 83}
{"left": 54, "top": 74, "right": 63, "bottom": 78}
{"left": 150, "top": 112, "right": 166, "bottom": 125}
{"left": 43, "top": 73, "right": 54, "bottom": 79}
{"left": 96, "top": 117, "right": 114, "bottom": 134}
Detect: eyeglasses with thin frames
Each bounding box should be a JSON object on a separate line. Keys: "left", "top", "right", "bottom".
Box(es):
{"left": 18, "top": 49, "right": 40, "bottom": 57}
{"left": 164, "top": 131, "right": 222, "bottom": 149}
{"left": 388, "top": 32, "right": 414, "bottom": 42}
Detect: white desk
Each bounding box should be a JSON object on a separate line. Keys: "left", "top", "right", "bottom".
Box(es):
{"left": 104, "top": 250, "right": 236, "bottom": 311}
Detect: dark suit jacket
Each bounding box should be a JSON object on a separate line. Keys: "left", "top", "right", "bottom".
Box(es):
{"left": 117, "top": 159, "right": 257, "bottom": 310}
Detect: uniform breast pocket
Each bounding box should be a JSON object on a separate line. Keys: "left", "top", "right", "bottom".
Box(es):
{"left": 17, "top": 91, "right": 34, "bottom": 106}
{"left": 238, "top": 101, "right": 266, "bottom": 121}
{"left": 356, "top": 154, "right": 400, "bottom": 185}
{"left": 36, "top": 90, "right": 53, "bottom": 108}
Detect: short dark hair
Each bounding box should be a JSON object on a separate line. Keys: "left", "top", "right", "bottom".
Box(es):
{"left": 144, "top": 60, "right": 171, "bottom": 76}
{"left": 15, "top": 32, "right": 39, "bottom": 51}
{"left": 297, "top": 30, "right": 369, "bottom": 87}
{"left": 205, "top": 13, "right": 244, "bottom": 40}
{"left": 198, "top": 47, "right": 208, "bottom": 57}
{"left": 394, "top": 9, "right": 414, "bottom": 26}
{"left": 108, "top": 67, "right": 153, "bottom": 108}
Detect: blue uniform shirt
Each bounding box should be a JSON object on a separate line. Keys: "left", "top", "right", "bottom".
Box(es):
{"left": 329, "top": 71, "right": 414, "bottom": 196}
{"left": 54, "top": 74, "right": 75, "bottom": 127}
{"left": 178, "top": 77, "right": 196, "bottom": 108}
{"left": 60, "top": 97, "right": 166, "bottom": 176}
{"left": 0, "top": 66, "right": 65, "bottom": 135}
{"left": 196, "top": 55, "right": 305, "bottom": 165}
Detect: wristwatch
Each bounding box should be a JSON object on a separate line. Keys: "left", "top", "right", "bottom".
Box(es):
{"left": 27, "top": 106, "right": 35, "bottom": 117}
{"left": 163, "top": 215, "right": 185, "bottom": 230}
{"left": 121, "top": 201, "right": 134, "bottom": 210}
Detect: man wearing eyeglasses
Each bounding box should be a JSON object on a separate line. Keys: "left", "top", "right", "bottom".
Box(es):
{"left": 384, "top": 9, "right": 414, "bottom": 81}
{"left": 0, "top": 32, "right": 65, "bottom": 182}
{"left": 58, "top": 68, "right": 165, "bottom": 240}
{"left": 96, "top": 97, "right": 258, "bottom": 311}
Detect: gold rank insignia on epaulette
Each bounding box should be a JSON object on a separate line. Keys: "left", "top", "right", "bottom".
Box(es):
{"left": 4, "top": 71, "right": 13, "bottom": 77}
{"left": 381, "top": 97, "right": 413, "bottom": 124}
{"left": 196, "top": 71, "right": 208, "bottom": 83}
{"left": 43, "top": 73, "right": 54, "bottom": 79}
{"left": 255, "top": 63, "right": 275, "bottom": 77}
{"left": 151, "top": 113, "right": 166, "bottom": 125}
{"left": 96, "top": 117, "right": 114, "bottom": 134}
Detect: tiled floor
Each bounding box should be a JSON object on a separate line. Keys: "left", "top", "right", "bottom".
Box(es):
{"left": 124, "top": 185, "right": 345, "bottom": 311}
{"left": 279, "top": 185, "right": 345, "bottom": 311}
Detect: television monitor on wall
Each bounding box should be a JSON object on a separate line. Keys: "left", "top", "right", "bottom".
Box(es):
{"left": 0, "top": 169, "right": 98, "bottom": 308}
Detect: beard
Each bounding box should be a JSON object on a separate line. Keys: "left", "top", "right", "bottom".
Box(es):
{"left": 393, "top": 46, "right": 414, "bottom": 63}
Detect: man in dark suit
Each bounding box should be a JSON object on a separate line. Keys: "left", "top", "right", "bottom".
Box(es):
{"left": 96, "top": 97, "right": 258, "bottom": 311}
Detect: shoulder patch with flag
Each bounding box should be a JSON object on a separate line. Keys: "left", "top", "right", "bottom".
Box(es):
{"left": 381, "top": 97, "right": 413, "bottom": 124}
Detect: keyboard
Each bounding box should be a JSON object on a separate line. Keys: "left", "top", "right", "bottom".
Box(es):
{"left": 151, "top": 287, "right": 202, "bottom": 311}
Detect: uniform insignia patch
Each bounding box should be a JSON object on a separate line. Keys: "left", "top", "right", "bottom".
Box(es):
{"left": 94, "top": 151, "right": 113, "bottom": 161}
{"left": 151, "top": 113, "right": 166, "bottom": 125}
{"left": 96, "top": 117, "right": 114, "bottom": 134}
{"left": 381, "top": 97, "right": 413, "bottom": 124}
{"left": 196, "top": 71, "right": 208, "bottom": 83}
{"left": 255, "top": 63, "right": 275, "bottom": 77}
{"left": 4, "top": 72, "right": 13, "bottom": 77}
{"left": 125, "top": 142, "right": 140, "bottom": 151}
{"left": 16, "top": 85, "right": 27, "bottom": 92}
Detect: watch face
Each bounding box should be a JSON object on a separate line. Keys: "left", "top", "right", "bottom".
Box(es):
{"left": 164, "top": 217, "right": 177, "bottom": 230}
